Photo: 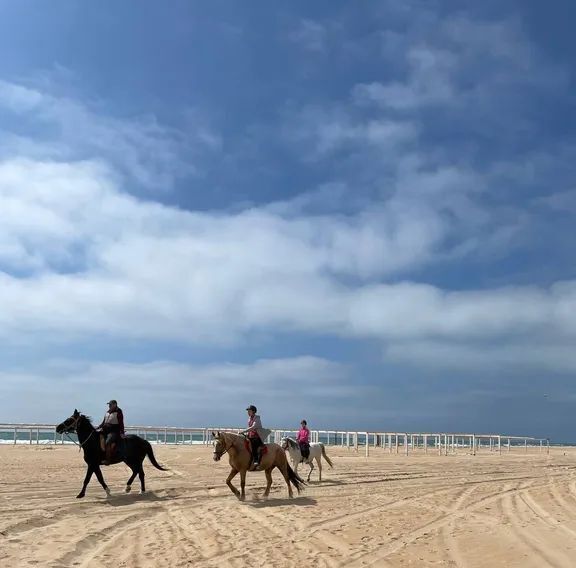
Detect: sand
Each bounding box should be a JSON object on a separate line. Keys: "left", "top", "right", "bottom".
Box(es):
{"left": 1, "top": 444, "right": 576, "bottom": 567}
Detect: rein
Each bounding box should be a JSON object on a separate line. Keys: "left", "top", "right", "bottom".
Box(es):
{"left": 214, "top": 439, "right": 233, "bottom": 459}
{"left": 214, "top": 434, "right": 247, "bottom": 459}
{"left": 64, "top": 416, "right": 96, "bottom": 452}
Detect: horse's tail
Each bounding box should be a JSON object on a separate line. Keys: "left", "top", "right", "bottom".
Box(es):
{"left": 320, "top": 443, "right": 334, "bottom": 468}
{"left": 145, "top": 441, "right": 169, "bottom": 471}
{"left": 287, "top": 464, "right": 306, "bottom": 494}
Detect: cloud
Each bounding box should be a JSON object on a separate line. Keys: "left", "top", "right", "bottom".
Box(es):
{"left": 354, "top": 12, "right": 565, "bottom": 109}
{"left": 283, "top": 104, "right": 419, "bottom": 160}
{"left": 385, "top": 340, "right": 576, "bottom": 374}
{"left": 289, "top": 20, "right": 328, "bottom": 53}
{"left": 1, "top": 5, "right": 575, "bottom": 392}
{"left": 1, "top": 154, "right": 575, "bottom": 361}
{"left": 538, "top": 189, "right": 576, "bottom": 214}
{"left": 353, "top": 46, "right": 457, "bottom": 110}
{"left": 0, "top": 356, "right": 354, "bottom": 425}
{"left": 0, "top": 79, "right": 220, "bottom": 191}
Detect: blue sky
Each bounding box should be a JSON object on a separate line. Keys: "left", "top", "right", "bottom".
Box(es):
{"left": 1, "top": 1, "right": 575, "bottom": 440}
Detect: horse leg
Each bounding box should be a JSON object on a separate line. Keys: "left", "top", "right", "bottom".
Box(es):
{"left": 264, "top": 468, "right": 273, "bottom": 498}
{"left": 126, "top": 466, "right": 138, "bottom": 493}
{"left": 317, "top": 455, "right": 322, "bottom": 482}
{"left": 92, "top": 465, "right": 111, "bottom": 496}
{"left": 290, "top": 455, "right": 298, "bottom": 473}
{"left": 307, "top": 461, "right": 314, "bottom": 482}
{"left": 77, "top": 465, "right": 93, "bottom": 498}
{"left": 239, "top": 469, "right": 247, "bottom": 501}
{"left": 280, "top": 463, "right": 294, "bottom": 499}
{"left": 226, "top": 469, "right": 240, "bottom": 499}
{"left": 138, "top": 466, "right": 146, "bottom": 494}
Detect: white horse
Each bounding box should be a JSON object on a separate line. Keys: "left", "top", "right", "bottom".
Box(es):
{"left": 281, "top": 437, "right": 333, "bottom": 482}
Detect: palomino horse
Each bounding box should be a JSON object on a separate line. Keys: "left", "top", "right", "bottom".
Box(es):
{"left": 56, "top": 410, "right": 168, "bottom": 498}
{"left": 281, "top": 437, "right": 334, "bottom": 482}
{"left": 212, "top": 431, "right": 305, "bottom": 500}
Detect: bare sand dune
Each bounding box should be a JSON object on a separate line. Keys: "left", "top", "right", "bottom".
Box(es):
{"left": 1, "top": 444, "right": 576, "bottom": 567}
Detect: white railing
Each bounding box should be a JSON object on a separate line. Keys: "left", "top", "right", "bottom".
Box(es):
{"left": 271, "top": 430, "right": 550, "bottom": 456}
{"left": 0, "top": 423, "right": 550, "bottom": 455}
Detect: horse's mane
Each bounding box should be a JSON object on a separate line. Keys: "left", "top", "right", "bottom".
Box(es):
{"left": 219, "top": 431, "right": 244, "bottom": 441}
{"left": 78, "top": 414, "right": 95, "bottom": 427}
{"left": 283, "top": 437, "right": 298, "bottom": 449}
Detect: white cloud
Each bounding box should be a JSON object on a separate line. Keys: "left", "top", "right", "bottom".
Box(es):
{"left": 0, "top": 356, "right": 353, "bottom": 425}
{"left": 1, "top": 8, "right": 574, "bottom": 385}
{"left": 386, "top": 340, "right": 576, "bottom": 374}
{"left": 352, "top": 14, "right": 565, "bottom": 120}
{"left": 0, "top": 81, "right": 44, "bottom": 112}
{"left": 289, "top": 20, "right": 328, "bottom": 53}
{"left": 346, "top": 282, "right": 576, "bottom": 340}
{"left": 353, "top": 46, "right": 457, "bottom": 110}
{"left": 1, "top": 153, "right": 575, "bottom": 361}
{"left": 284, "top": 105, "right": 418, "bottom": 158}
{"left": 0, "top": 79, "right": 219, "bottom": 191}
{"left": 538, "top": 189, "right": 576, "bottom": 214}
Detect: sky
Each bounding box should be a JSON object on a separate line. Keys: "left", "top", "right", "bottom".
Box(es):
{"left": 0, "top": 1, "right": 575, "bottom": 440}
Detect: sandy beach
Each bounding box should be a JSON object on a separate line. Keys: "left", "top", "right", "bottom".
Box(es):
{"left": 1, "top": 444, "right": 576, "bottom": 567}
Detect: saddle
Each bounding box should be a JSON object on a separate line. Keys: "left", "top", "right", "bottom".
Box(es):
{"left": 99, "top": 434, "right": 125, "bottom": 464}
{"left": 243, "top": 439, "right": 269, "bottom": 455}
{"left": 244, "top": 439, "right": 269, "bottom": 470}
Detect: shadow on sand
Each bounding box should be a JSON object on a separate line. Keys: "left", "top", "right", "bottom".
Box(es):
{"left": 248, "top": 496, "right": 317, "bottom": 508}
{"left": 310, "top": 479, "right": 345, "bottom": 487}
{"left": 100, "top": 490, "right": 171, "bottom": 507}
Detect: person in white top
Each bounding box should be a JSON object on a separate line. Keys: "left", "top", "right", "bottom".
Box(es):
{"left": 96, "top": 400, "right": 125, "bottom": 465}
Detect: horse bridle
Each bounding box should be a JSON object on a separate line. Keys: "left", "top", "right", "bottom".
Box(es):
{"left": 213, "top": 438, "right": 232, "bottom": 460}
{"left": 63, "top": 415, "right": 96, "bottom": 450}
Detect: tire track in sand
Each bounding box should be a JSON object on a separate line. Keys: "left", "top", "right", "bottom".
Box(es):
{"left": 438, "top": 485, "right": 483, "bottom": 568}
{"left": 48, "top": 508, "right": 163, "bottom": 568}
{"left": 499, "top": 491, "right": 572, "bottom": 568}
{"left": 345, "top": 481, "right": 544, "bottom": 567}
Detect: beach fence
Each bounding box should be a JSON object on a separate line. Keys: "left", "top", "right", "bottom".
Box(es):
{"left": 0, "top": 423, "right": 550, "bottom": 456}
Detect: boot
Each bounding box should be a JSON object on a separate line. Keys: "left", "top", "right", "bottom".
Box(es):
{"left": 103, "top": 443, "right": 115, "bottom": 465}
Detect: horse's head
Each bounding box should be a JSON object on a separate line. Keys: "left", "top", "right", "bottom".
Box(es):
{"left": 211, "top": 431, "right": 229, "bottom": 462}
{"left": 281, "top": 437, "right": 296, "bottom": 451}
{"left": 56, "top": 409, "right": 82, "bottom": 434}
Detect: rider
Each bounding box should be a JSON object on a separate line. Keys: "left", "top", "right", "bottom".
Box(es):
{"left": 241, "top": 405, "right": 267, "bottom": 468}
{"left": 97, "top": 400, "right": 125, "bottom": 465}
{"left": 297, "top": 419, "right": 311, "bottom": 461}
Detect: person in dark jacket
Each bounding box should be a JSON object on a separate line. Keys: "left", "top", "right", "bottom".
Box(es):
{"left": 97, "top": 400, "right": 125, "bottom": 465}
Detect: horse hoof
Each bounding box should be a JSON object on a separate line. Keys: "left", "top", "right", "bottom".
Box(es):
{"left": 139, "top": 490, "right": 146, "bottom": 495}
{"left": 76, "top": 493, "right": 85, "bottom": 499}
{"left": 125, "top": 486, "right": 132, "bottom": 493}
{"left": 105, "top": 488, "right": 111, "bottom": 497}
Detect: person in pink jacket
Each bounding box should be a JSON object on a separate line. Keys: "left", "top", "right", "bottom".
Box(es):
{"left": 296, "top": 419, "right": 310, "bottom": 460}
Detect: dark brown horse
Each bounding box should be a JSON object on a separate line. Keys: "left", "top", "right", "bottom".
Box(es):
{"left": 56, "top": 410, "right": 168, "bottom": 498}
{"left": 212, "top": 431, "right": 305, "bottom": 500}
